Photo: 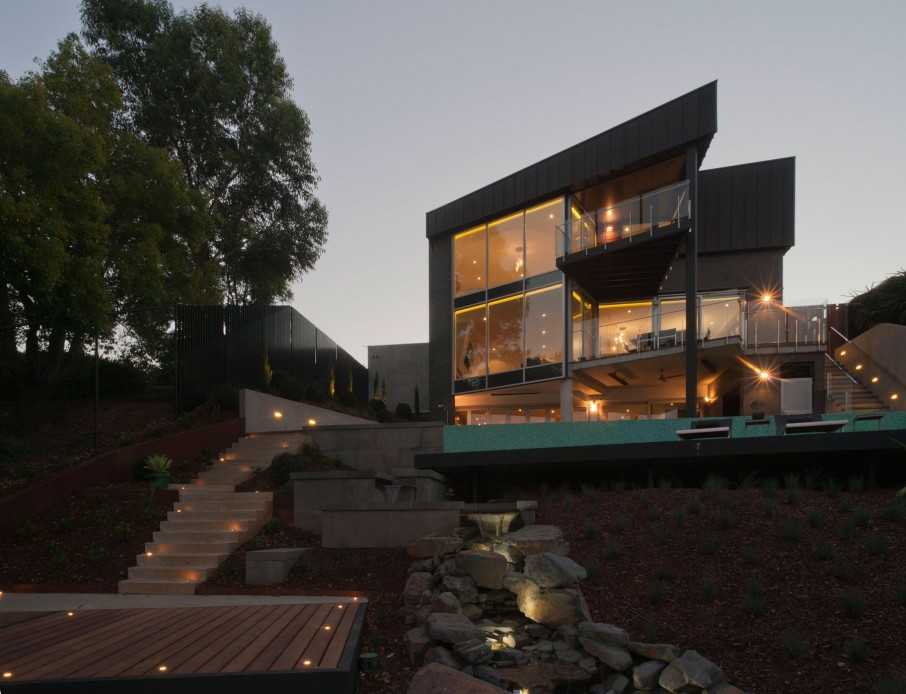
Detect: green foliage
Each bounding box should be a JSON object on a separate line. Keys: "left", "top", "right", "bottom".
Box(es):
{"left": 870, "top": 676, "right": 906, "bottom": 694}
{"left": 812, "top": 542, "right": 836, "bottom": 561}
{"left": 263, "top": 517, "right": 280, "bottom": 533}
{"left": 847, "top": 475, "right": 865, "bottom": 493}
{"left": 88, "top": 546, "right": 110, "bottom": 565}
{"left": 610, "top": 478, "right": 626, "bottom": 493}
{"left": 780, "top": 632, "right": 810, "bottom": 659}
{"left": 376, "top": 410, "right": 395, "bottom": 424}
{"left": 54, "top": 516, "right": 75, "bottom": 533}
{"left": 742, "top": 546, "right": 761, "bottom": 565}
{"left": 560, "top": 495, "right": 574, "bottom": 510}
{"left": 655, "top": 564, "right": 675, "bottom": 582}
{"left": 806, "top": 507, "right": 823, "bottom": 527}
{"left": 304, "top": 381, "right": 325, "bottom": 402}
{"left": 582, "top": 556, "right": 600, "bottom": 580}
{"left": 847, "top": 269, "right": 906, "bottom": 333}
{"left": 395, "top": 402, "right": 413, "bottom": 419}
{"left": 45, "top": 539, "right": 62, "bottom": 557}
{"left": 839, "top": 517, "right": 856, "bottom": 540}
{"left": 582, "top": 522, "right": 598, "bottom": 539}
{"left": 271, "top": 371, "right": 304, "bottom": 401}
{"left": 647, "top": 506, "right": 661, "bottom": 521}
{"left": 658, "top": 476, "right": 673, "bottom": 490}
{"left": 880, "top": 496, "right": 906, "bottom": 522}
{"left": 580, "top": 483, "right": 598, "bottom": 501}
{"left": 896, "top": 583, "right": 906, "bottom": 606}
{"left": 760, "top": 477, "right": 778, "bottom": 498}
{"left": 702, "top": 474, "right": 727, "bottom": 499}
{"left": 653, "top": 524, "right": 670, "bottom": 546}
{"left": 784, "top": 474, "right": 802, "bottom": 504}
{"left": 605, "top": 540, "right": 622, "bottom": 561}
{"left": 832, "top": 560, "right": 856, "bottom": 583}
{"left": 245, "top": 536, "right": 263, "bottom": 551}
{"left": 615, "top": 515, "right": 628, "bottom": 532}
{"left": 698, "top": 533, "right": 717, "bottom": 555}
{"left": 113, "top": 521, "right": 135, "bottom": 542}
{"left": 646, "top": 583, "right": 665, "bottom": 605}
{"left": 743, "top": 575, "right": 766, "bottom": 616}
{"left": 736, "top": 471, "right": 760, "bottom": 491}
{"left": 338, "top": 390, "right": 357, "bottom": 408}
{"left": 643, "top": 616, "right": 658, "bottom": 641}
{"left": 845, "top": 636, "right": 869, "bottom": 662}
{"left": 143, "top": 453, "right": 172, "bottom": 474}
{"left": 213, "top": 384, "right": 239, "bottom": 411}
{"left": 782, "top": 520, "right": 804, "bottom": 542}
{"left": 699, "top": 576, "right": 718, "bottom": 603}
{"left": 687, "top": 495, "right": 701, "bottom": 514}
{"left": 217, "top": 560, "right": 238, "bottom": 577}
{"left": 865, "top": 533, "right": 889, "bottom": 556}
{"left": 269, "top": 451, "right": 305, "bottom": 487}
{"left": 20, "top": 463, "right": 38, "bottom": 480}
{"left": 369, "top": 398, "right": 387, "bottom": 413}
{"left": 854, "top": 507, "right": 871, "bottom": 528}
{"left": 717, "top": 509, "right": 736, "bottom": 531}
{"left": 824, "top": 477, "right": 843, "bottom": 498}
{"left": 18, "top": 520, "right": 38, "bottom": 538}
{"left": 672, "top": 507, "right": 688, "bottom": 528}
{"left": 763, "top": 499, "right": 777, "bottom": 518}
{"left": 840, "top": 590, "right": 866, "bottom": 617}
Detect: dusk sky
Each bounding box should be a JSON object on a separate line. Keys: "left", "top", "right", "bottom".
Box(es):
{"left": 2, "top": 1, "right": 904, "bottom": 362}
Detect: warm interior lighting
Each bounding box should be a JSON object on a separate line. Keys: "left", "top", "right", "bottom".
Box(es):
{"left": 146, "top": 552, "right": 152, "bottom": 557}
{"left": 337, "top": 605, "right": 343, "bottom": 609}
{"left": 871, "top": 377, "right": 879, "bottom": 383}
{"left": 840, "top": 350, "right": 847, "bottom": 356}
{"left": 273, "top": 411, "right": 283, "bottom": 419}
{"left": 308, "top": 419, "right": 316, "bottom": 426}
{"left": 892, "top": 394, "right": 899, "bottom": 400}
{"left": 589, "top": 401, "right": 598, "bottom": 413}
{"left": 855, "top": 364, "right": 862, "bottom": 370}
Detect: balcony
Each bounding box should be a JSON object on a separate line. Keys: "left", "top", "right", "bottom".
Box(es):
{"left": 556, "top": 181, "right": 690, "bottom": 304}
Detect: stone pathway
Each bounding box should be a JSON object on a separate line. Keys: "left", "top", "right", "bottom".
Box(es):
{"left": 118, "top": 433, "right": 307, "bottom": 595}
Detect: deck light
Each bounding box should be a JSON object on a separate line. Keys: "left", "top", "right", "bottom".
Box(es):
{"left": 3, "top": 672, "right": 12, "bottom": 678}
{"left": 308, "top": 419, "right": 316, "bottom": 426}
{"left": 325, "top": 625, "right": 331, "bottom": 630}
{"left": 273, "top": 411, "right": 283, "bottom": 419}
{"left": 892, "top": 394, "right": 899, "bottom": 400}
{"left": 303, "top": 660, "right": 312, "bottom": 666}
{"left": 146, "top": 552, "right": 152, "bottom": 557}
{"left": 840, "top": 350, "right": 847, "bottom": 356}
{"left": 871, "top": 377, "right": 879, "bottom": 383}
{"left": 158, "top": 666, "right": 167, "bottom": 672}
{"left": 67, "top": 612, "right": 74, "bottom": 617}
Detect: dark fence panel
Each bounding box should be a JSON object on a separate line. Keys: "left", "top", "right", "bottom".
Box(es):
{"left": 177, "top": 305, "right": 366, "bottom": 413}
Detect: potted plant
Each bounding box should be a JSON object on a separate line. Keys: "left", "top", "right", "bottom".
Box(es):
{"left": 749, "top": 399, "right": 766, "bottom": 421}
{"left": 144, "top": 454, "right": 173, "bottom": 490}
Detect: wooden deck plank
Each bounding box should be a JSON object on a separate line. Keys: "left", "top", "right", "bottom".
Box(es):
{"left": 294, "top": 601, "right": 347, "bottom": 669}
{"left": 81, "top": 607, "right": 236, "bottom": 678}
{"left": 201, "top": 604, "right": 312, "bottom": 674}
{"left": 0, "top": 609, "right": 127, "bottom": 660}
{"left": 11, "top": 608, "right": 183, "bottom": 679}
{"left": 223, "top": 604, "right": 328, "bottom": 673}
{"left": 318, "top": 602, "right": 361, "bottom": 669}
{"left": 121, "top": 605, "right": 261, "bottom": 676}
{"left": 169, "top": 604, "right": 285, "bottom": 675}
{"left": 269, "top": 602, "right": 343, "bottom": 671}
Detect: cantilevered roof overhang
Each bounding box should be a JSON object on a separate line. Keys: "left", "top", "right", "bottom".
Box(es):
{"left": 556, "top": 226, "right": 685, "bottom": 303}
{"left": 426, "top": 81, "right": 717, "bottom": 239}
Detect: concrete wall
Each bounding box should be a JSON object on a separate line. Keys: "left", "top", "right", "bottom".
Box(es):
{"left": 839, "top": 323, "right": 906, "bottom": 411}
{"left": 239, "top": 389, "right": 373, "bottom": 433}
{"left": 367, "top": 343, "right": 429, "bottom": 413}
{"left": 307, "top": 422, "right": 444, "bottom": 472}
{"left": 321, "top": 502, "right": 464, "bottom": 548}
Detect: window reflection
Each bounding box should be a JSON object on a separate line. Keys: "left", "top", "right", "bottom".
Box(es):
{"left": 701, "top": 295, "right": 741, "bottom": 340}
{"left": 525, "top": 285, "right": 562, "bottom": 366}
{"left": 598, "top": 302, "right": 653, "bottom": 355}
{"left": 454, "top": 305, "right": 487, "bottom": 379}
{"left": 524, "top": 200, "right": 561, "bottom": 277}
{"left": 487, "top": 212, "right": 524, "bottom": 288}
{"left": 454, "top": 226, "right": 486, "bottom": 297}
{"left": 488, "top": 295, "right": 523, "bottom": 374}
{"left": 659, "top": 299, "right": 686, "bottom": 346}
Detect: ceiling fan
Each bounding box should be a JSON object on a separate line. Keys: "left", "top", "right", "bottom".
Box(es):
{"left": 657, "top": 368, "right": 683, "bottom": 382}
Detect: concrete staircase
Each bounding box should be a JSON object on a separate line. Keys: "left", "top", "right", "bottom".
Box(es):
{"left": 118, "top": 432, "right": 308, "bottom": 595}
{"left": 826, "top": 364, "right": 888, "bottom": 413}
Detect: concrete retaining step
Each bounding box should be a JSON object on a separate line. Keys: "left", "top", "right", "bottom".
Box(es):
{"left": 159, "top": 519, "right": 251, "bottom": 533}
{"left": 118, "top": 578, "right": 199, "bottom": 596}
{"left": 170, "top": 483, "right": 236, "bottom": 493}
{"left": 166, "top": 510, "right": 259, "bottom": 522}
{"left": 128, "top": 564, "right": 218, "bottom": 581}
{"left": 152, "top": 530, "right": 249, "bottom": 544}
{"left": 136, "top": 552, "right": 225, "bottom": 567}
{"left": 146, "top": 541, "right": 240, "bottom": 555}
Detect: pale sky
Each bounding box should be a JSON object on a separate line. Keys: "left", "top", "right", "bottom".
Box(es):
{"left": 2, "top": 1, "right": 904, "bottom": 363}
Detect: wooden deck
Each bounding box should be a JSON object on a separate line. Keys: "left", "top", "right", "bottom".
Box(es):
{"left": 0, "top": 600, "right": 366, "bottom": 693}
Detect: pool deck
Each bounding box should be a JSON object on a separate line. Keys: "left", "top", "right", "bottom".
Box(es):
{"left": 0, "top": 593, "right": 366, "bottom": 693}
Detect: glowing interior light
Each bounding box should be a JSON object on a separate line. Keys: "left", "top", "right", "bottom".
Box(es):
{"left": 855, "top": 364, "right": 862, "bottom": 370}
{"left": 308, "top": 419, "right": 316, "bottom": 426}
{"left": 589, "top": 402, "right": 598, "bottom": 413}
{"left": 892, "top": 394, "right": 899, "bottom": 400}
{"left": 146, "top": 552, "right": 152, "bottom": 557}
{"left": 871, "top": 377, "right": 879, "bottom": 383}
{"left": 337, "top": 605, "right": 343, "bottom": 609}
{"left": 273, "top": 411, "right": 283, "bottom": 419}
{"left": 840, "top": 350, "right": 847, "bottom": 356}
{"left": 324, "top": 626, "right": 331, "bottom": 630}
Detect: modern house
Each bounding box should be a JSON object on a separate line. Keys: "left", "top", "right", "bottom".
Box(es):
{"left": 426, "top": 81, "right": 839, "bottom": 425}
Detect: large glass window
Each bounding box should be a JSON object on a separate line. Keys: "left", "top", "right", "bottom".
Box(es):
{"left": 524, "top": 285, "right": 563, "bottom": 366}
{"left": 659, "top": 299, "right": 686, "bottom": 346}
{"left": 571, "top": 290, "right": 595, "bottom": 360}
{"left": 487, "top": 212, "right": 525, "bottom": 288}
{"left": 524, "top": 200, "right": 562, "bottom": 277}
{"left": 599, "top": 301, "right": 653, "bottom": 355}
{"left": 701, "top": 295, "right": 741, "bottom": 341}
{"left": 487, "top": 295, "right": 523, "bottom": 374}
{"left": 454, "top": 305, "right": 487, "bottom": 378}
{"left": 454, "top": 226, "right": 486, "bottom": 297}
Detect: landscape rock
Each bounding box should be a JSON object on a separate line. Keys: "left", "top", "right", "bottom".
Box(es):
{"left": 461, "top": 604, "right": 483, "bottom": 620}
{"left": 662, "top": 650, "right": 727, "bottom": 690}
{"left": 577, "top": 656, "right": 598, "bottom": 675}
{"left": 634, "top": 660, "right": 668, "bottom": 690}
{"left": 425, "top": 613, "right": 486, "bottom": 644}
{"left": 707, "top": 685, "right": 747, "bottom": 694}
{"left": 524, "top": 552, "right": 588, "bottom": 588}
{"left": 557, "top": 623, "right": 580, "bottom": 649}
{"left": 403, "top": 572, "right": 434, "bottom": 608}
{"left": 473, "top": 664, "right": 511, "bottom": 689}
{"left": 423, "top": 646, "right": 460, "bottom": 670}
{"left": 604, "top": 674, "right": 632, "bottom": 694}
{"left": 517, "top": 583, "right": 591, "bottom": 627}
{"left": 579, "top": 637, "right": 633, "bottom": 671}
{"left": 492, "top": 648, "right": 530, "bottom": 666}
{"left": 491, "top": 525, "right": 570, "bottom": 562}
{"left": 408, "top": 558, "right": 435, "bottom": 574}
{"left": 407, "top": 663, "right": 509, "bottom": 694}
{"left": 453, "top": 638, "right": 492, "bottom": 665}
{"left": 431, "top": 591, "right": 462, "bottom": 614}
{"left": 629, "top": 641, "right": 682, "bottom": 662}
{"left": 556, "top": 648, "right": 583, "bottom": 664}
{"left": 407, "top": 535, "right": 463, "bottom": 559}
{"left": 579, "top": 621, "right": 629, "bottom": 648}
{"left": 405, "top": 626, "right": 433, "bottom": 667}
{"left": 525, "top": 623, "right": 552, "bottom": 640}
{"left": 493, "top": 660, "right": 595, "bottom": 692}
{"left": 456, "top": 550, "right": 508, "bottom": 589}
{"left": 441, "top": 575, "right": 479, "bottom": 604}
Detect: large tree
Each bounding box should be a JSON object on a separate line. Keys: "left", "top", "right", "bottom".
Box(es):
{"left": 81, "top": 0, "right": 328, "bottom": 303}
{"left": 0, "top": 35, "right": 212, "bottom": 391}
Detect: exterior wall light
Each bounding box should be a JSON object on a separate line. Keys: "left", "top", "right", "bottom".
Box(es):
{"left": 589, "top": 401, "right": 598, "bottom": 413}
{"left": 273, "top": 411, "right": 283, "bottom": 419}
{"left": 871, "top": 377, "right": 879, "bottom": 383}
{"left": 759, "top": 371, "right": 770, "bottom": 380}
{"left": 892, "top": 394, "right": 899, "bottom": 400}
{"left": 840, "top": 350, "right": 847, "bottom": 356}
{"left": 308, "top": 418, "right": 317, "bottom": 426}
{"left": 762, "top": 294, "right": 772, "bottom": 303}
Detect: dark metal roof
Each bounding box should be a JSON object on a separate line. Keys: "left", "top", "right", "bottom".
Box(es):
{"left": 426, "top": 81, "right": 718, "bottom": 239}
{"left": 556, "top": 228, "right": 685, "bottom": 303}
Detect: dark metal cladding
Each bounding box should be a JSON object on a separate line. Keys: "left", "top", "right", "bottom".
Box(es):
{"left": 426, "top": 81, "right": 718, "bottom": 239}
{"left": 176, "top": 305, "right": 368, "bottom": 412}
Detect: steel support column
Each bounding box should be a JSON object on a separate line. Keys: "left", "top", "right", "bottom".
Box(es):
{"left": 685, "top": 143, "right": 699, "bottom": 417}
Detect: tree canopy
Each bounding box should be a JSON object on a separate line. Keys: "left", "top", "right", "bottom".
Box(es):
{"left": 81, "top": 0, "right": 328, "bottom": 303}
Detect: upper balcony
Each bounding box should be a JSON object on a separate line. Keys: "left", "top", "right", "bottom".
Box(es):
{"left": 555, "top": 181, "right": 691, "bottom": 303}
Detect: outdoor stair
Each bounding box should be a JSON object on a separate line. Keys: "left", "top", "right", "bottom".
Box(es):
{"left": 826, "top": 364, "right": 888, "bottom": 413}
{"left": 118, "top": 432, "right": 308, "bottom": 595}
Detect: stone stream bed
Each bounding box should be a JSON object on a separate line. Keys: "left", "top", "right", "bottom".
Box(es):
{"left": 402, "top": 525, "right": 742, "bottom": 694}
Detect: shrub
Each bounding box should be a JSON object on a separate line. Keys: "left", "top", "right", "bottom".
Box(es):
{"left": 871, "top": 676, "right": 906, "bottom": 694}
{"left": 736, "top": 471, "right": 760, "bottom": 491}
{"left": 217, "top": 560, "right": 238, "bottom": 577}
{"left": 845, "top": 636, "right": 869, "bottom": 662}
{"left": 702, "top": 474, "right": 727, "bottom": 499}
{"left": 395, "top": 402, "right": 413, "bottom": 419}
{"left": 18, "top": 520, "right": 38, "bottom": 538}
{"left": 658, "top": 476, "right": 673, "bottom": 490}
{"left": 580, "top": 483, "right": 598, "bottom": 501}
{"left": 369, "top": 398, "right": 387, "bottom": 413}
{"left": 780, "top": 632, "right": 810, "bottom": 659}
{"left": 743, "top": 575, "right": 766, "bottom": 616}
{"left": 45, "top": 539, "right": 62, "bottom": 557}
{"left": 865, "top": 533, "right": 889, "bottom": 556}
{"left": 643, "top": 616, "right": 658, "bottom": 641}
{"left": 839, "top": 517, "right": 856, "bottom": 539}
{"left": 854, "top": 506, "right": 871, "bottom": 527}
{"left": 605, "top": 541, "right": 622, "bottom": 560}
{"left": 144, "top": 454, "right": 172, "bottom": 475}
{"left": 114, "top": 521, "right": 135, "bottom": 543}
{"left": 687, "top": 495, "right": 701, "bottom": 514}
{"left": 263, "top": 517, "right": 280, "bottom": 533}
{"left": 88, "top": 546, "right": 110, "bottom": 565}
{"left": 881, "top": 495, "right": 906, "bottom": 522}
{"left": 338, "top": 390, "right": 357, "bottom": 407}
{"left": 245, "top": 536, "right": 263, "bottom": 551}
{"left": 784, "top": 474, "right": 802, "bottom": 504}
{"left": 782, "top": 520, "right": 804, "bottom": 542}
{"left": 270, "top": 452, "right": 305, "bottom": 487}
{"left": 698, "top": 533, "right": 717, "bottom": 555}
{"left": 653, "top": 524, "right": 670, "bottom": 546}
{"left": 824, "top": 477, "right": 843, "bottom": 498}
{"left": 54, "top": 516, "right": 75, "bottom": 533}
{"left": 213, "top": 384, "right": 239, "bottom": 410}
{"left": 742, "top": 546, "right": 761, "bottom": 565}
{"left": 812, "top": 541, "right": 836, "bottom": 561}
{"left": 761, "top": 477, "right": 778, "bottom": 498}
{"left": 561, "top": 495, "right": 574, "bottom": 510}
{"left": 847, "top": 475, "right": 865, "bottom": 493}
{"left": 763, "top": 499, "right": 777, "bottom": 518}
{"left": 647, "top": 506, "right": 661, "bottom": 521}
{"left": 610, "top": 478, "right": 626, "bottom": 493}
{"left": 840, "top": 590, "right": 866, "bottom": 617}
{"left": 376, "top": 410, "right": 395, "bottom": 423}
{"left": 896, "top": 583, "right": 906, "bottom": 606}
{"left": 832, "top": 560, "right": 856, "bottom": 583}
{"left": 717, "top": 510, "right": 736, "bottom": 531}
{"left": 700, "top": 576, "right": 718, "bottom": 603}
{"left": 673, "top": 507, "right": 688, "bottom": 528}
{"left": 806, "top": 507, "right": 823, "bottom": 527}
{"left": 582, "top": 522, "right": 599, "bottom": 539}
{"left": 304, "top": 381, "right": 325, "bottom": 402}
{"left": 655, "top": 564, "right": 676, "bottom": 582}
{"left": 583, "top": 556, "right": 600, "bottom": 580}
{"left": 271, "top": 371, "right": 304, "bottom": 401}
{"left": 615, "top": 515, "right": 628, "bottom": 532}
{"left": 647, "top": 583, "right": 665, "bottom": 605}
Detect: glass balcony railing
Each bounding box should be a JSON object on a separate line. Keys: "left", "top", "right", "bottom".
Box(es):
{"left": 556, "top": 180, "right": 691, "bottom": 256}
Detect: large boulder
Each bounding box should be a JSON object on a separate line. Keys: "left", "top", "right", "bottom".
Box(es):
{"left": 405, "top": 626, "right": 433, "bottom": 667}
{"left": 633, "top": 660, "right": 668, "bottom": 690}
{"left": 431, "top": 591, "right": 462, "bottom": 614}
{"left": 579, "top": 637, "right": 633, "bottom": 671}
{"left": 516, "top": 582, "right": 591, "bottom": 628}
{"left": 490, "top": 525, "right": 570, "bottom": 562}
{"left": 424, "top": 646, "right": 460, "bottom": 670}
{"left": 403, "top": 572, "right": 434, "bottom": 608}
{"left": 579, "top": 621, "right": 629, "bottom": 648}
{"left": 441, "top": 575, "right": 479, "bottom": 604}
{"left": 407, "top": 535, "right": 463, "bottom": 558}
{"left": 425, "top": 612, "right": 486, "bottom": 645}
{"left": 523, "top": 552, "right": 587, "bottom": 588}
{"left": 452, "top": 638, "right": 492, "bottom": 665}
{"left": 407, "top": 663, "right": 509, "bottom": 694}
{"left": 628, "top": 641, "right": 682, "bottom": 663}
{"left": 659, "top": 650, "right": 726, "bottom": 692}
{"left": 456, "top": 550, "right": 507, "bottom": 589}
